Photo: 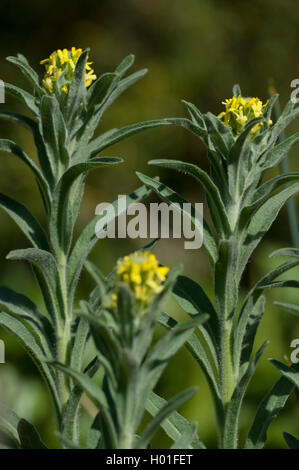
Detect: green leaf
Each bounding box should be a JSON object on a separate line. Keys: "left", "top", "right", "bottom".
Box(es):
{"left": 149, "top": 159, "right": 230, "bottom": 237}
{"left": 137, "top": 388, "right": 197, "bottom": 449}
{"left": 204, "top": 112, "right": 234, "bottom": 155}
{"left": 274, "top": 302, "right": 299, "bottom": 316}
{"left": 170, "top": 423, "right": 198, "bottom": 449}
{"left": 0, "top": 313, "right": 61, "bottom": 418}
{"left": 223, "top": 341, "right": 268, "bottom": 448}
{"left": 99, "top": 69, "right": 148, "bottom": 116}
{"left": 17, "top": 419, "right": 47, "bottom": 449}
{"left": 49, "top": 157, "right": 121, "bottom": 255}
{"left": 52, "top": 362, "right": 108, "bottom": 410}
{"left": 39, "top": 95, "right": 69, "bottom": 177}
{"left": 0, "top": 139, "right": 51, "bottom": 209}
{"left": 136, "top": 172, "right": 217, "bottom": 264}
{"left": 215, "top": 237, "right": 239, "bottom": 323}
{"left": 66, "top": 50, "right": 89, "bottom": 125}
{"left": 0, "top": 192, "right": 49, "bottom": 250}
{"left": 146, "top": 392, "right": 205, "bottom": 449}
{"left": 238, "top": 183, "right": 299, "bottom": 280}
{"left": 244, "top": 375, "right": 295, "bottom": 448}
{"left": 86, "top": 73, "right": 117, "bottom": 111}
{"left": 6, "top": 248, "right": 61, "bottom": 322}
{"left": 68, "top": 184, "right": 151, "bottom": 305}
{"left": 6, "top": 55, "right": 44, "bottom": 96}
{"left": 70, "top": 318, "right": 90, "bottom": 372}
{"left": 0, "top": 286, "right": 54, "bottom": 358}
{"left": 148, "top": 316, "right": 208, "bottom": 368}
{"left": 270, "top": 247, "right": 299, "bottom": 259}
{"left": 172, "top": 275, "right": 219, "bottom": 370}
{"left": 283, "top": 432, "right": 299, "bottom": 449}
{"left": 62, "top": 357, "right": 99, "bottom": 444}
{"left": 244, "top": 172, "right": 299, "bottom": 209}
{"left": 88, "top": 119, "right": 175, "bottom": 156}
{"left": 158, "top": 312, "right": 222, "bottom": 422}
{"left": 0, "top": 110, "right": 37, "bottom": 132}
{"left": 0, "top": 403, "right": 21, "bottom": 444}
{"left": 115, "top": 54, "right": 135, "bottom": 75}
{"left": 234, "top": 295, "right": 265, "bottom": 376}
{"left": 232, "top": 84, "right": 242, "bottom": 97}
{"left": 270, "top": 360, "right": 299, "bottom": 388}
{"left": 4, "top": 83, "right": 39, "bottom": 115}
{"left": 259, "top": 132, "right": 299, "bottom": 171}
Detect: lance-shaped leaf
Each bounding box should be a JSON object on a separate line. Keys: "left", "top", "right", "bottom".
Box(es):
{"left": 243, "top": 172, "right": 299, "bottom": 211}
{"left": 223, "top": 341, "right": 268, "bottom": 449}
{"left": 172, "top": 275, "right": 219, "bottom": 371}
{"left": 149, "top": 159, "right": 230, "bottom": 237}
{"left": 136, "top": 172, "right": 217, "bottom": 264}
{"left": 274, "top": 302, "right": 299, "bottom": 316}
{"left": 204, "top": 112, "right": 234, "bottom": 155}
{"left": 115, "top": 54, "right": 135, "bottom": 76}
{"left": 258, "top": 132, "right": 299, "bottom": 171}
{"left": 0, "top": 313, "right": 60, "bottom": 418}
{"left": 49, "top": 157, "right": 122, "bottom": 255}
{"left": 52, "top": 362, "right": 108, "bottom": 410}
{"left": 270, "top": 247, "right": 299, "bottom": 259}
{"left": 0, "top": 286, "right": 54, "bottom": 358}
{"left": 215, "top": 237, "right": 239, "bottom": 323}
{"left": 17, "top": 419, "right": 47, "bottom": 449}
{"left": 244, "top": 375, "right": 295, "bottom": 449}
{"left": 0, "top": 110, "right": 36, "bottom": 132}
{"left": 88, "top": 119, "right": 175, "bottom": 156}
{"left": 0, "top": 139, "right": 51, "bottom": 209}
{"left": 68, "top": 183, "right": 151, "bottom": 304}
{"left": 284, "top": 432, "right": 299, "bottom": 449}
{"left": 40, "top": 95, "right": 69, "bottom": 176}
{"left": 6, "top": 54, "right": 44, "bottom": 97}
{"left": 0, "top": 192, "right": 49, "bottom": 250}
{"left": 158, "top": 312, "right": 222, "bottom": 424}
{"left": 227, "top": 117, "right": 265, "bottom": 196}
{"left": 136, "top": 388, "right": 197, "bottom": 449}
{"left": 4, "top": 83, "right": 39, "bottom": 116}
{"left": 62, "top": 357, "right": 99, "bottom": 444}
{"left": 6, "top": 248, "right": 62, "bottom": 323}
{"left": 233, "top": 295, "right": 266, "bottom": 376}
{"left": 238, "top": 182, "right": 299, "bottom": 280}
{"left": 66, "top": 49, "right": 89, "bottom": 125}
{"left": 98, "top": 68, "right": 148, "bottom": 117}
{"left": 86, "top": 72, "right": 117, "bottom": 111}
{"left": 146, "top": 391, "right": 206, "bottom": 449}
{"left": 170, "top": 423, "right": 198, "bottom": 449}
{"left": 0, "top": 403, "right": 21, "bottom": 445}
{"left": 270, "top": 360, "right": 299, "bottom": 388}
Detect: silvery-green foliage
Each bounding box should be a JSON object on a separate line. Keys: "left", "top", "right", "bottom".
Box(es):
{"left": 0, "top": 52, "right": 175, "bottom": 448}
{"left": 52, "top": 262, "right": 206, "bottom": 449}
{"left": 137, "top": 87, "right": 299, "bottom": 448}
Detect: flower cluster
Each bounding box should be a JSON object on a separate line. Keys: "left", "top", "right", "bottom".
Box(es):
{"left": 109, "top": 251, "right": 169, "bottom": 308}
{"left": 218, "top": 96, "right": 272, "bottom": 135}
{"left": 40, "top": 47, "right": 97, "bottom": 94}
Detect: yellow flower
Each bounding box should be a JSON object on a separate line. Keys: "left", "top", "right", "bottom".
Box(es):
{"left": 218, "top": 96, "right": 272, "bottom": 135}
{"left": 40, "top": 47, "right": 97, "bottom": 94}
{"left": 109, "top": 251, "right": 169, "bottom": 307}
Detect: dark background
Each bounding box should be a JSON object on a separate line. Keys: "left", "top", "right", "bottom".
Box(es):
{"left": 0, "top": 0, "right": 298, "bottom": 448}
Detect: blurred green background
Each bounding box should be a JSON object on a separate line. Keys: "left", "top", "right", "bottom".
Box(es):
{"left": 0, "top": 0, "right": 298, "bottom": 448}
